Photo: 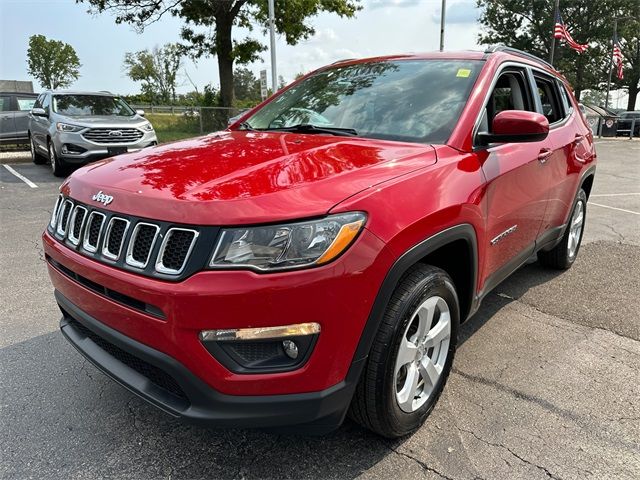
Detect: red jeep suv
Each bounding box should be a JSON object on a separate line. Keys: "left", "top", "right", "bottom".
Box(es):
{"left": 44, "top": 46, "right": 596, "bottom": 438}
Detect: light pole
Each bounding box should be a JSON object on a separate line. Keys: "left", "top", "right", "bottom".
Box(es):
{"left": 268, "top": 0, "right": 277, "bottom": 94}
{"left": 439, "top": 0, "right": 446, "bottom": 52}
{"left": 549, "top": 0, "right": 560, "bottom": 65}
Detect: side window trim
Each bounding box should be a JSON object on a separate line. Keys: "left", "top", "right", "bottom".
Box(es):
{"left": 472, "top": 62, "right": 536, "bottom": 149}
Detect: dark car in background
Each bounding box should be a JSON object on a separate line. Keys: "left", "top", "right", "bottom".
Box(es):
{"left": 0, "top": 92, "right": 38, "bottom": 145}
{"left": 617, "top": 111, "right": 640, "bottom": 137}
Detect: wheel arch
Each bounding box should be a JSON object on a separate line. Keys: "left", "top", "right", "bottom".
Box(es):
{"left": 351, "top": 224, "right": 478, "bottom": 366}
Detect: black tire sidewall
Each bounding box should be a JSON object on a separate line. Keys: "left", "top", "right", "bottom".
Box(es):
{"left": 380, "top": 269, "right": 459, "bottom": 436}
{"left": 48, "top": 141, "right": 64, "bottom": 177}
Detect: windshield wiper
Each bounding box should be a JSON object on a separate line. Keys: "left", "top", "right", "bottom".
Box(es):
{"left": 264, "top": 124, "right": 358, "bottom": 137}
{"left": 238, "top": 121, "right": 256, "bottom": 131}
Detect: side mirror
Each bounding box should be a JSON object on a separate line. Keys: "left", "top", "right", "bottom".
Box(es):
{"left": 477, "top": 110, "right": 549, "bottom": 146}
{"left": 31, "top": 107, "right": 47, "bottom": 117}
{"left": 136, "top": 109, "right": 145, "bottom": 117}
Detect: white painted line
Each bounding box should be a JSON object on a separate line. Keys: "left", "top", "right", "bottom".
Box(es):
{"left": 2, "top": 164, "right": 38, "bottom": 188}
{"left": 590, "top": 193, "right": 640, "bottom": 197}
{"left": 589, "top": 202, "right": 640, "bottom": 216}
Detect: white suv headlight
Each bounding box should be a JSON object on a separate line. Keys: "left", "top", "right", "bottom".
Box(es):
{"left": 209, "top": 212, "right": 366, "bottom": 271}
{"left": 56, "top": 123, "right": 84, "bottom": 132}
{"left": 141, "top": 122, "right": 154, "bottom": 132}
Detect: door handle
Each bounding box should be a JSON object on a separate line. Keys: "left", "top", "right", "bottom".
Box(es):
{"left": 537, "top": 148, "right": 552, "bottom": 164}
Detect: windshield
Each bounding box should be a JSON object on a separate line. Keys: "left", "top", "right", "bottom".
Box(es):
{"left": 244, "top": 59, "right": 482, "bottom": 144}
{"left": 52, "top": 95, "right": 135, "bottom": 117}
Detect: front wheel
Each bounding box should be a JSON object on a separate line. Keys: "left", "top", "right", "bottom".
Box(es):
{"left": 30, "top": 134, "right": 47, "bottom": 165}
{"left": 538, "top": 189, "right": 587, "bottom": 269}
{"left": 349, "top": 264, "right": 459, "bottom": 438}
{"left": 48, "top": 140, "right": 67, "bottom": 177}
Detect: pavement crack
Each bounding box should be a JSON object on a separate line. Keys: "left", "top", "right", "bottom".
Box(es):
{"left": 456, "top": 427, "right": 562, "bottom": 480}
{"left": 386, "top": 444, "right": 455, "bottom": 479}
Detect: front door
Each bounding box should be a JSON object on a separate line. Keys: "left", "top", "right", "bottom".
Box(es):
{"left": 476, "top": 67, "right": 550, "bottom": 289}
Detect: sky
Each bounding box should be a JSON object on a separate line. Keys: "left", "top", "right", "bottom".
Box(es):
{"left": 0, "top": 0, "right": 482, "bottom": 96}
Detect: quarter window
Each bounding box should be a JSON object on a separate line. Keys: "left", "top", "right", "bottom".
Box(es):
{"left": 557, "top": 81, "right": 573, "bottom": 117}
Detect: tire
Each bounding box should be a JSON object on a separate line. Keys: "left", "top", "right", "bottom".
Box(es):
{"left": 30, "top": 134, "right": 47, "bottom": 165}
{"left": 538, "top": 189, "right": 587, "bottom": 269}
{"left": 349, "top": 264, "right": 459, "bottom": 438}
{"left": 48, "top": 140, "right": 67, "bottom": 177}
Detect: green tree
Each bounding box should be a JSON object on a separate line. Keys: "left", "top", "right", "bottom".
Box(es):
{"left": 123, "top": 43, "right": 183, "bottom": 104}
{"left": 77, "top": 0, "right": 361, "bottom": 110}
{"left": 615, "top": 2, "right": 640, "bottom": 110}
{"left": 26, "top": 34, "right": 81, "bottom": 89}
{"left": 233, "top": 67, "right": 261, "bottom": 103}
{"left": 476, "top": 0, "right": 629, "bottom": 100}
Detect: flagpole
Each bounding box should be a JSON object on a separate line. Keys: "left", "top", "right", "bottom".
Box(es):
{"left": 603, "top": 19, "right": 618, "bottom": 114}
{"left": 549, "top": 0, "right": 560, "bottom": 65}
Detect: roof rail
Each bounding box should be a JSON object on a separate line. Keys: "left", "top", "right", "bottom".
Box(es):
{"left": 484, "top": 45, "right": 554, "bottom": 70}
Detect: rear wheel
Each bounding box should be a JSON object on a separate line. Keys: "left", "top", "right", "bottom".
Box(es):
{"left": 48, "top": 140, "right": 67, "bottom": 177}
{"left": 30, "top": 134, "right": 46, "bottom": 165}
{"left": 349, "top": 265, "right": 459, "bottom": 438}
{"left": 538, "top": 189, "right": 587, "bottom": 269}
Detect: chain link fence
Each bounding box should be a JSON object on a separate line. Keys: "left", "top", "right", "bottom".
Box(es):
{"left": 131, "top": 105, "right": 251, "bottom": 142}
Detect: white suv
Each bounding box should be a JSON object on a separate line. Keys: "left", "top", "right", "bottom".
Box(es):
{"left": 28, "top": 91, "right": 157, "bottom": 177}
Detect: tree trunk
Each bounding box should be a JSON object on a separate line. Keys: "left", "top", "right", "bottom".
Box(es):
{"left": 216, "top": 15, "right": 234, "bottom": 109}
{"left": 628, "top": 82, "right": 639, "bottom": 111}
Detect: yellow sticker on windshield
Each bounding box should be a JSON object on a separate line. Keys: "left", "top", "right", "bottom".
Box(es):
{"left": 456, "top": 68, "right": 471, "bottom": 78}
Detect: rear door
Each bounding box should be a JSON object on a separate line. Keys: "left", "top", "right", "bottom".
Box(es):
{"left": 532, "top": 73, "right": 588, "bottom": 238}
{"left": 0, "top": 95, "right": 15, "bottom": 142}
{"left": 475, "top": 66, "right": 551, "bottom": 289}
{"left": 13, "top": 95, "right": 37, "bottom": 141}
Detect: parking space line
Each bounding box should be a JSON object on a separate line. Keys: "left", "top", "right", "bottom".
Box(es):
{"left": 590, "top": 193, "right": 640, "bottom": 197}
{"left": 589, "top": 202, "right": 640, "bottom": 216}
{"left": 2, "top": 165, "right": 38, "bottom": 188}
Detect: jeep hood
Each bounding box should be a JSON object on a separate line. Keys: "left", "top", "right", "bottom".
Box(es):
{"left": 63, "top": 131, "right": 436, "bottom": 225}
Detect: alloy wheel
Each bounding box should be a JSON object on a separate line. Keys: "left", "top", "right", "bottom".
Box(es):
{"left": 394, "top": 295, "right": 451, "bottom": 413}
{"left": 568, "top": 200, "right": 584, "bottom": 259}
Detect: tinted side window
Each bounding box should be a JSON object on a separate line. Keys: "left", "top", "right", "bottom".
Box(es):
{"left": 557, "top": 81, "right": 573, "bottom": 117}
{"left": 534, "top": 75, "right": 563, "bottom": 124}
{"left": 479, "top": 69, "right": 534, "bottom": 134}
{"left": 42, "top": 94, "right": 51, "bottom": 115}
{"left": 33, "top": 94, "right": 44, "bottom": 109}
{"left": 0, "top": 96, "right": 12, "bottom": 112}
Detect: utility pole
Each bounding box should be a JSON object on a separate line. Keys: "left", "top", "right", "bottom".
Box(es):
{"left": 549, "top": 0, "right": 560, "bottom": 65}
{"left": 439, "top": 0, "right": 446, "bottom": 52}
{"left": 268, "top": 0, "right": 277, "bottom": 94}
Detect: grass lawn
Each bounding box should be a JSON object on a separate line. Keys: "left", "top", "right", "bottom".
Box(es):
{"left": 146, "top": 113, "right": 201, "bottom": 144}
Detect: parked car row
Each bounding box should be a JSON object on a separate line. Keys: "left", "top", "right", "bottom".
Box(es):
{"left": 1, "top": 89, "right": 158, "bottom": 177}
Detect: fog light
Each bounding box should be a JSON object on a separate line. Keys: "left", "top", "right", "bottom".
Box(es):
{"left": 282, "top": 340, "right": 299, "bottom": 359}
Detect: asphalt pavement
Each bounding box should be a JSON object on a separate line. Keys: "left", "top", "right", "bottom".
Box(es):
{"left": 1, "top": 139, "right": 639, "bottom": 479}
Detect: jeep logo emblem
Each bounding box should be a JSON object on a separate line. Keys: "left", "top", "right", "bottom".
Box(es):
{"left": 92, "top": 191, "right": 114, "bottom": 206}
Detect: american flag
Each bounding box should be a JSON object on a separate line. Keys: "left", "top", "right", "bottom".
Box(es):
{"left": 554, "top": 11, "right": 588, "bottom": 53}
{"left": 613, "top": 34, "right": 624, "bottom": 80}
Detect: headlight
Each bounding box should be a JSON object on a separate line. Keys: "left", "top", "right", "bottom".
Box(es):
{"left": 141, "top": 122, "right": 154, "bottom": 132}
{"left": 56, "top": 123, "right": 83, "bottom": 132}
{"left": 209, "top": 212, "right": 366, "bottom": 271}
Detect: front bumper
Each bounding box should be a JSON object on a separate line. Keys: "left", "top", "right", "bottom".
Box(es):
{"left": 53, "top": 130, "right": 158, "bottom": 164}
{"left": 58, "top": 291, "right": 361, "bottom": 433}
{"left": 44, "top": 228, "right": 393, "bottom": 397}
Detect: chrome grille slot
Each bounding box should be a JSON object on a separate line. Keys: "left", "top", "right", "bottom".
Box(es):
{"left": 50, "top": 194, "right": 63, "bottom": 228}
{"left": 83, "top": 212, "right": 106, "bottom": 253}
{"left": 156, "top": 228, "right": 199, "bottom": 274}
{"left": 126, "top": 223, "right": 160, "bottom": 268}
{"left": 82, "top": 128, "right": 144, "bottom": 144}
{"left": 56, "top": 200, "right": 74, "bottom": 237}
{"left": 68, "top": 206, "right": 88, "bottom": 245}
{"left": 102, "top": 217, "right": 130, "bottom": 260}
